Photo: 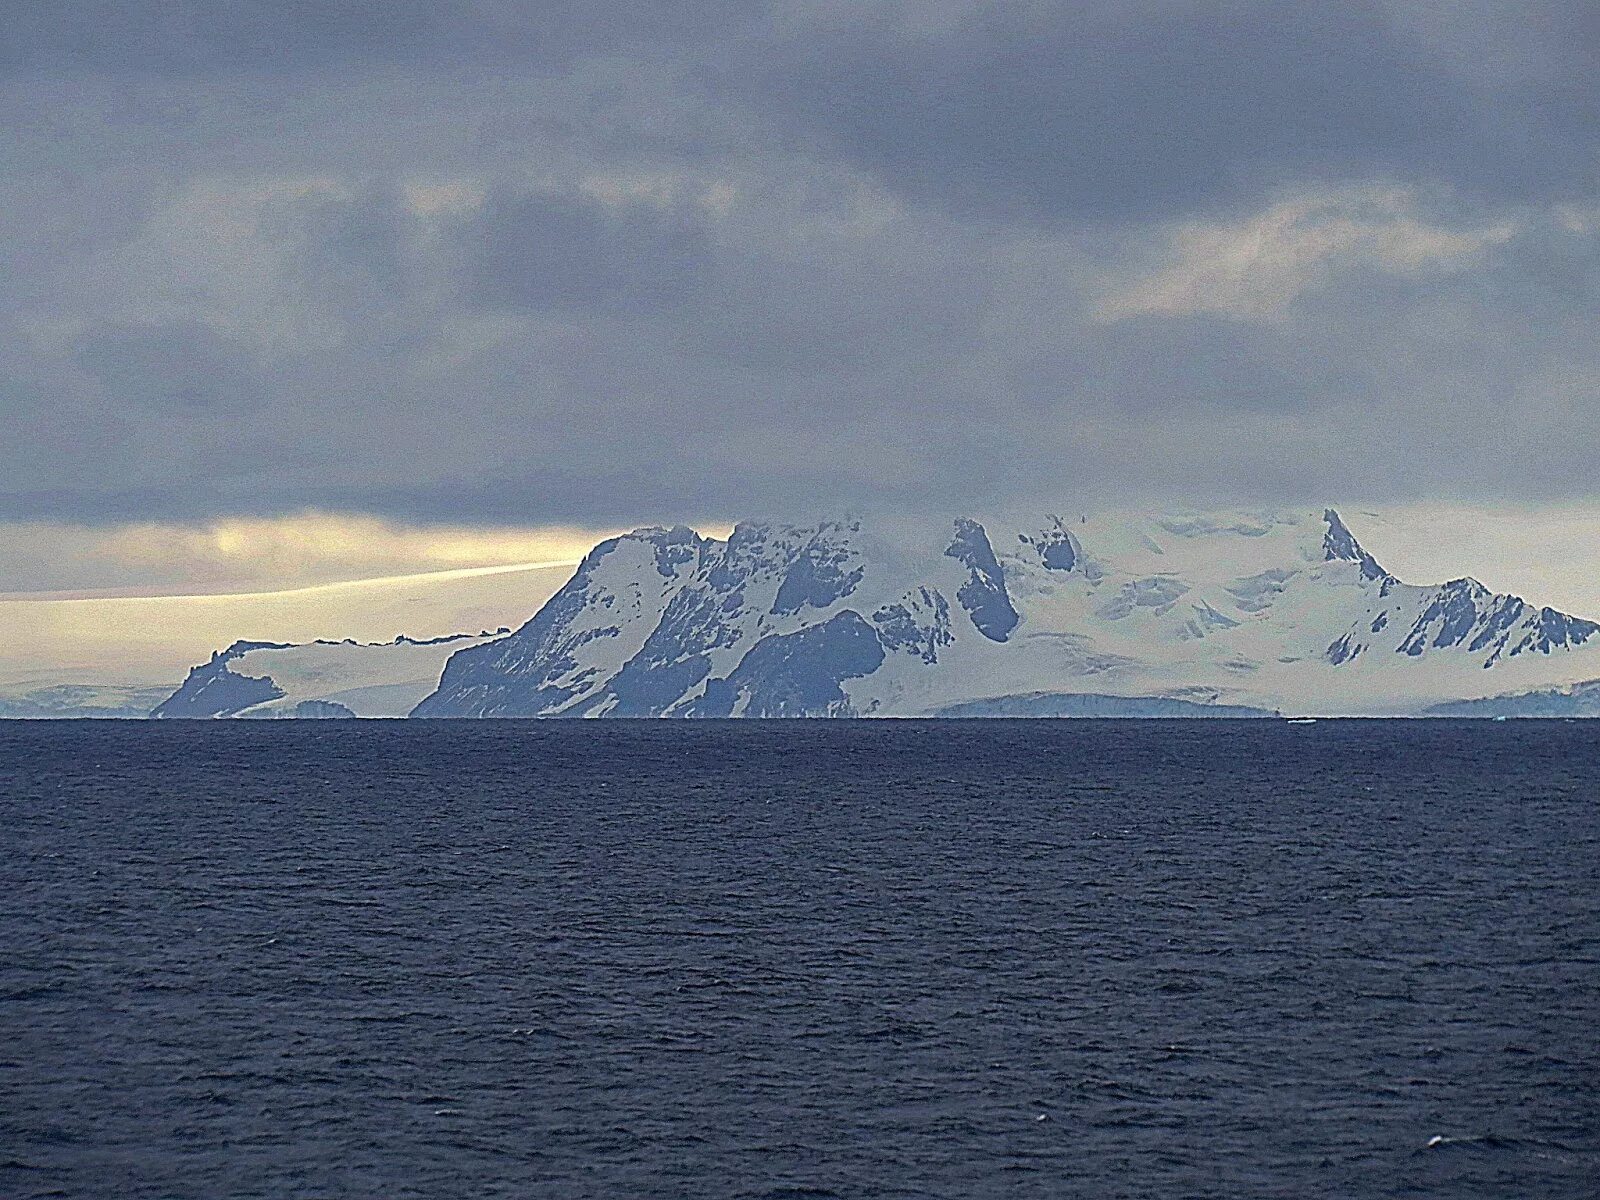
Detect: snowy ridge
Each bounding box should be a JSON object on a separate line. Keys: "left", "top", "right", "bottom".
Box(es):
{"left": 413, "top": 509, "right": 1600, "bottom": 717}
{"left": 154, "top": 631, "right": 507, "bottom": 719}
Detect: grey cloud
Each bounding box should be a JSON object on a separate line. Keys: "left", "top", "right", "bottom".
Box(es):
{"left": 680, "top": 214, "right": 994, "bottom": 374}
{"left": 8, "top": 174, "right": 1599, "bottom": 525}
{"left": 72, "top": 322, "right": 264, "bottom": 412}
{"left": 747, "top": 1, "right": 1599, "bottom": 223}
{"left": 462, "top": 191, "right": 713, "bottom": 315}
{"left": 0, "top": 0, "right": 767, "bottom": 77}
{"left": 1, "top": 1, "right": 1597, "bottom": 547}
{"left": 453, "top": 183, "right": 994, "bottom": 373}
{"left": 287, "top": 187, "right": 419, "bottom": 295}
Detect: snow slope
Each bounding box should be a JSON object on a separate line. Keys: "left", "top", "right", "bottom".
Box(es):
{"left": 414, "top": 509, "right": 1600, "bottom": 717}
{"left": 153, "top": 632, "right": 504, "bottom": 718}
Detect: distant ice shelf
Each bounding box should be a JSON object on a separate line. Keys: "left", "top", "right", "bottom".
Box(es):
{"left": 152, "top": 632, "right": 506, "bottom": 719}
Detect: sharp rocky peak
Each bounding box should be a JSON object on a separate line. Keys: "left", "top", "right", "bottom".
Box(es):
{"left": 1321, "top": 508, "right": 1388, "bottom": 581}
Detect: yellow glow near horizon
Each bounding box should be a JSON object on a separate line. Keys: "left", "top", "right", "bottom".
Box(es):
{"left": 0, "top": 512, "right": 735, "bottom": 598}
{"left": 78, "top": 513, "right": 618, "bottom": 590}
{"left": 0, "top": 561, "right": 582, "bottom": 687}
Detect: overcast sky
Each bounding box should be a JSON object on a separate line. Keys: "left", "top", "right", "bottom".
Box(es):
{"left": 3, "top": 1, "right": 1598, "bottom": 593}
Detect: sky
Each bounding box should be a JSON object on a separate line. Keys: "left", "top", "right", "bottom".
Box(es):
{"left": 3, "top": 1, "right": 1599, "bottom": 609}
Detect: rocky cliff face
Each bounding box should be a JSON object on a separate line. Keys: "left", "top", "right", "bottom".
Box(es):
{"left": 413, "top": 509, "right": 1600, "bottom": 718}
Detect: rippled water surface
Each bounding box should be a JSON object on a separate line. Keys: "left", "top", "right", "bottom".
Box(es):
{"left": 2, "top": 720, "right": 1598, "bottom": 1199}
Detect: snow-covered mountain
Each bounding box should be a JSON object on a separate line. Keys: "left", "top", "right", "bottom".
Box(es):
{"left": 153, "top": 631, "right": 505, "bottom": 719}
{"left": 411, "top": 509, "right": 1600, "bottom": 718}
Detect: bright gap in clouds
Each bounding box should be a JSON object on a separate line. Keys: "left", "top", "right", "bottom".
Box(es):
{"left": 0, "top": 561, "right": 583, "bottom": 689}
{"left": 1093, "top": 186, "right": 1519, "bottom": 323}
{"left": 0, "top": 512, "right": 645, "bottom": 597}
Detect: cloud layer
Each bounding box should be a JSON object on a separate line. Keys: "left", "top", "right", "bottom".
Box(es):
{"left": 3, "top": 1, "right": 1597, "bottom": 541}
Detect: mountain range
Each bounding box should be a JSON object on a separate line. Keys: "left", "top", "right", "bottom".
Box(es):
{"left": 149, "top": 508, "right": 1600, "bottom": 718}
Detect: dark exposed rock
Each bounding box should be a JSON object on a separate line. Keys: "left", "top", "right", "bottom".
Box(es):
{"left": 1018, "top": 516, "right": 1079, "bottom": 571}
{"left": 1393, "top": 578, "right": 1600, "bottom": 667}
{"left": 1326, "top": 634, "right": 1363, "bottom": 665}
{"left": 684, "top": 610, "right": 885, "bottom": 717}
{"left": 151, "top": 657, "right": 284, "bottom": 718}
{"left": 1322, "top": 509, "right": 1387, "bottom": 582}
{"left": 771, "top": 522, "right": 865, "bottom": 616}
{"left": 945, "top": 518, "right": 1020, "bottom": 642}
{"left": 872, "top": 588, "right": 953, "bottom": 664}
{"left": 414, "top": 528, "right": 705, "bottom": 717}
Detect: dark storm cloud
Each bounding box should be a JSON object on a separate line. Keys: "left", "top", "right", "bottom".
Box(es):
{"left": 463, "top": 191, "right": 714, "bottom": 315}
{"left": 287, "top": 187, "right": 419, "bottom": 294}
{"left": 1, "top": 0, "right": 1597, "bottom": 544}
{"left": 72, "top": 323, "right": 264, "bottom": 412}
{"left": 445, "top": 180, "right": 995, "bottom": 372}
{"left": 750, "top": 0, "right": 1600, "bottom": 222}
{"left": 0, "top": 0, "right": 766, "bottom": 76}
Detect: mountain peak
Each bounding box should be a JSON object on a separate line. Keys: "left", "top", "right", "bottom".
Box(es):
{"left": 1321, "top": 508, "right": 1387, "bottom": 581}
{"left": 405, "top": 507, "right": 1600, "bottom": 718}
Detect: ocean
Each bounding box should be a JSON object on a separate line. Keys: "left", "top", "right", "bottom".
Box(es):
{"left": 2, "top": 720, "right": 1597, "bottom": 1198}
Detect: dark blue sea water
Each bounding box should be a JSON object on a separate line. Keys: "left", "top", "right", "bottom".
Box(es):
{"left": 2, "top": 720, "right": 1597, "bottom": 1199}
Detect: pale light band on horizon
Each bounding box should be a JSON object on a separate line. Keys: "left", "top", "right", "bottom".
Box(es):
{"left": 0, "top": 558, "right": 583, "bottom": 604}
